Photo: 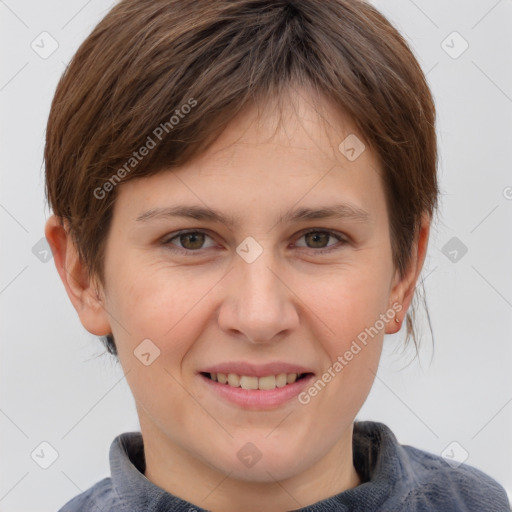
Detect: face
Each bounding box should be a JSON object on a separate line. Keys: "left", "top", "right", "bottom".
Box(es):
{"left": 50, "top": 89, "right": 422, "bottom": 501}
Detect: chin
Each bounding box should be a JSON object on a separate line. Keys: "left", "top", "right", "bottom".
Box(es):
{"left": 203, "top": 440, "right": 313, "bottom": 483}
{"left": 224, "top": 458, "right": 307, "bottom": 484}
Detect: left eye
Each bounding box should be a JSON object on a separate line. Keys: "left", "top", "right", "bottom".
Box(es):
{"left": 294, "top": 230, "right": 345, "bottom": 251}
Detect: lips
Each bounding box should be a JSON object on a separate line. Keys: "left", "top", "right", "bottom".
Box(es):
{"left": 199, "top": 363, "right": 316, "bottom": 408}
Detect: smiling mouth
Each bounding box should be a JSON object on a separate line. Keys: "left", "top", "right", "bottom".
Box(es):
{"left": 200, "top": 372, "right": 313, "bottom": 390}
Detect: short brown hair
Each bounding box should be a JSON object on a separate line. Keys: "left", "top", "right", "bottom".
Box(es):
{"left": 44, "top": 0, "right": 438, "bottom": 357}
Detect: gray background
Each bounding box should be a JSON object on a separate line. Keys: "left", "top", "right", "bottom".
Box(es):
{"left": 1, "top": 0, "right": 511, "bottom": 510}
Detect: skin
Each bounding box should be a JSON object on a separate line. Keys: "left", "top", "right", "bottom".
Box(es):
{"left": 46, "top": 88, "right": 430, "bottom": 512}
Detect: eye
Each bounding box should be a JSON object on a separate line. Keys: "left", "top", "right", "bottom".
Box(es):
{"left": 162, "top": 228, "right": 347, "bottom": 255}
{"left": 294, "top": 229, "right": 347, "bottom": 254}
{"left": 162, "top": 230, "right": 217, "bottom": 252}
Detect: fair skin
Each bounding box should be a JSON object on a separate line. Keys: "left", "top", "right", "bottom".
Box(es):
{"left": 46, "top": 89, "right": 429, "bottom": 512}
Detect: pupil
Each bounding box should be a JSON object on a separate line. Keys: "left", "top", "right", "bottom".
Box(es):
{"left": 182, "top": 232, "right": 204, "bottom": 249}
{"left": 306, "top": 232, "right": 328, "bottom": 248}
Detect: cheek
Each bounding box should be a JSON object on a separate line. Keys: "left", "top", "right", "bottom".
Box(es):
{"left": 108, "top": 266, "right": 216, "bottom": 432}
{"left": 298, "top": 278, "right": 385, "bottom": 440}
{"left": 106, "top": 259, "right": 217, "bottom": 361}
{"left": 296, "top": 258, "right": 391, "bottom": 412}
{"left": 303, "top": 258, "right": 393, "bottom": 345}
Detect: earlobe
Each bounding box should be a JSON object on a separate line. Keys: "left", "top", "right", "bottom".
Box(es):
{"left": 44, "top": 215, "right": 111, "bottom": 336}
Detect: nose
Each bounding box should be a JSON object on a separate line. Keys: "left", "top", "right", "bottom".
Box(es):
{"left": 217, "top": 250, "right": 300, "bottom": 344}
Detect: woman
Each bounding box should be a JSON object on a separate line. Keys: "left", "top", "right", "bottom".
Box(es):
{"left": 44, "top": 1, "right": 510, "bottom": 510}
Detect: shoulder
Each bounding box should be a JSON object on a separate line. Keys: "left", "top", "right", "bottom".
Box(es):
{"left": 395, "top": 443, "right": 510, "bottom": 511}
{"left": 353, "top": 421, "right": 511, "bottom": 511}
{"left": 57, "top": 477, "right": 118, "bottom": 512}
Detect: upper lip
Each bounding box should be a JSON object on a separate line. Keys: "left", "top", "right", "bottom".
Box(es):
{"left": 200, "top": 361, "right": 315, "bottom": 377}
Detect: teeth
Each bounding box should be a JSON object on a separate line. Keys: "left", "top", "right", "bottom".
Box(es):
{"left": 258, "top": 375, "right": 276, "bottom": 390}
{"left": 208, "top": 372, "right": 304, "bottom": 390}
{"left": 276, "top": 373, "right": 288, "bottom": 388}
{"left": 287, "top": 373, "right": 297, "bottom": 384}
{"left": 240, "top": 375, "right": 258, "bottom": 390}
{"left": 227, "top": 373, "right": 240, "bottom": 387}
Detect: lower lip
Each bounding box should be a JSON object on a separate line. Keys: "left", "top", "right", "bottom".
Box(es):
{"left": 199, "top": 373, "right": 315, "bottom": 409}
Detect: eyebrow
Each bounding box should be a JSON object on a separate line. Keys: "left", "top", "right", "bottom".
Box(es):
{"left": 135, "top": 203, "right": 370, "bottom": 228}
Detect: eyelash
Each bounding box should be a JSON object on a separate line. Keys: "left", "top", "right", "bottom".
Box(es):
{"left": 161, "top": 228, "right": 348, "bottom": 255}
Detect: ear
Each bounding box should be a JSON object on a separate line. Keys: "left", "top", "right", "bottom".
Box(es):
{"left": 44, "top": 215, "right": 111, "bottom": 336}
{"left": 386, "top": 213, "right": 431, "bottom": 334}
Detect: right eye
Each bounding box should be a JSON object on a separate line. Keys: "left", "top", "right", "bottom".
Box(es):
{"left": 162, "top": 230, "right": 218, "bottom": 253}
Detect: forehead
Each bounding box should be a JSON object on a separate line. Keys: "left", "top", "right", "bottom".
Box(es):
{"left": 202, "top": 89, "right": 371, "bottom": 168}
{"left": 113, "top": 88, "right": 386, "bottom": 225}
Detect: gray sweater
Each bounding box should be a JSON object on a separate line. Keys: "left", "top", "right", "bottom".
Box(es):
{"left": 57, "top": 421, "right": 510, "bottom": 511}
